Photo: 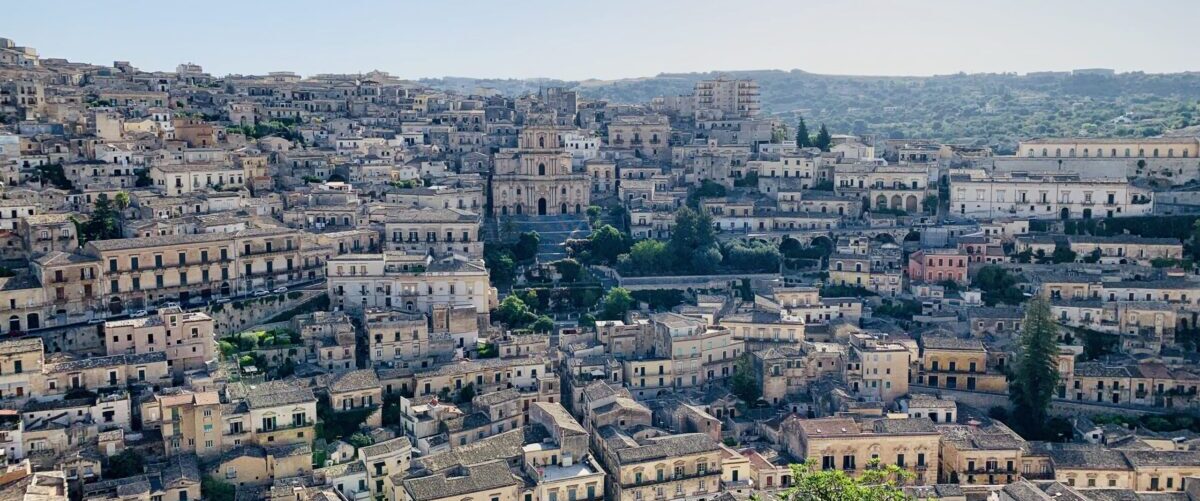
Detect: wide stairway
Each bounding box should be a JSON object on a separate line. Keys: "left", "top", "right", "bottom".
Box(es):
{"left": 505, "top": 214, "right": 592, "bottom": 261}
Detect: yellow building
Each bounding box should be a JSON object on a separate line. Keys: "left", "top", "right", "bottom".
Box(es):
{"left": 783, "top": 416, "right": 940, "bottom": 486}
{"left": 595, "top": 428, "right": 723, "bottom": 501}
{"left": 104, "top": 306, "right": 216, "bottom": 376}
{"left": 916, "top": 336, "right": 1008, "bottom": 394}
{"left": 142, "top": 389, "right": 223, "bottom": 459}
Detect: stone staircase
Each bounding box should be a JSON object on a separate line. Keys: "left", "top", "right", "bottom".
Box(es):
{"left": 504, "top": 214, "right": 592, "bottom": 262}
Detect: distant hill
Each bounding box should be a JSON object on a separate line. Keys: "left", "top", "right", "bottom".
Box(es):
{"left": 422, "top": 70, "right": 1200, "bottom": 153}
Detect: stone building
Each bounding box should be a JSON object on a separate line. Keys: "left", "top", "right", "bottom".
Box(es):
{"left": 492, "top": 125, "right": 590, "bottom": 217}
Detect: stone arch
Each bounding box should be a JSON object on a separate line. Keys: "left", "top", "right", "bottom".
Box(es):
{"left": 905, "top": 195, "right": 918, "bottom": 212}
{"left": 875, "top": 195, "right": 887, "bottom": 209}
{"left": 890, "top": 195, "right": 903, "bottom": 210}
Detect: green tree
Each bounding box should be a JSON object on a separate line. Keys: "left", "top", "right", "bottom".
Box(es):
{"left": 347, "top": 432, "right": 375, "bottom": 449}
{"left": 795, "top": 117, "right": 812, "bottom": 148}
{"left": 531, "top": 315, "right": 556, "bottom": 333}
{"left": 622, "top": 239, "right": 671, "bottom": 275}
{"left": 1010, "top": 297, "right": 1060, "bottom": 438}
{"left": 731, "top": 353, "right": 761, "bottom": 403}
{"left": 105, "top": 449, "right": 146, "bottom": 479}
{"left": 589, "top": 225, "right": 631, "bottom": 265}
{"left": 600, "top": 287, "right": 634, "bottom": 320}
{"left": 514, "top": 232, "right": 541, "bottom": 261}
{"left": 781, "top": 459, "right": 911, "bottom": 501}
{"left": 484, "top": 246, "right": 516, "bottom": 286}
{"left": 494, "top": 295, "right": 535, "bottom": 328}
{"left": 456, "top": 383, "right": 476, "bottom": 403}
{"left": 1082, "top": 248, "right": 1102, "bottom": 264}
{"left": 553, "top": 259, "right": 583, "bottom": 283}
{"left": 669, "top": 206, "right": 717, "bottom": 272}
{"left": 1051, "top": 242, "right": 1077, "bottom": 263}
{"left": 202, "top": 476, "right": 236, "bottom": 501}
{"left": 973, "top": 265, "right": 1025, "bottom": 306}
{"left": 814, "top": 124, "right": 832, "bottom": 152}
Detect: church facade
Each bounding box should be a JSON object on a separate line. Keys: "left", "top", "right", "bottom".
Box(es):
{"left": 492, "top": 125, "right": 591, "bottom": 217}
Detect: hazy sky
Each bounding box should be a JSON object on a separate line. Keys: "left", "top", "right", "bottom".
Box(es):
{"left": 7, "top": 0, "right": 1197, "bottom": 80}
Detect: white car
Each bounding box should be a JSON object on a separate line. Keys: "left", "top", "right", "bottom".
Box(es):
{"left": 215, "top": 297, "right": 231, "bottom": 304}
{"left": 130, "top": 310, "right": 148, "bottom": 318}
{"left": 273, "top": 286, "right": 288, "bottom": 294}
{"left": 253, "top": 290, "right": 269, "bottom": 297}
{"left": 162, "top": 302, "right": 181, "bottom": 309}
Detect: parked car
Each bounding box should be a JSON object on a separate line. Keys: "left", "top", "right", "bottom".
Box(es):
{"left": 130, "top": 310, "right": 148, "bottom": 318}
{"left": 215, "top": 297, "right": 231, "bottom": 304}
{"left": 273, "top": 286, "right": 288, "bottom": 294}
{"left": 162, "top": 302, "right": 181, "bottom": 309}
{"left": 253, "top": 290, "right": 269, "bottom": 297}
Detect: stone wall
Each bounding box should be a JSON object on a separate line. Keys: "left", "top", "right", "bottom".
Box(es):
{"left": 203, "top": 290, "right": 326, "bottom": 336}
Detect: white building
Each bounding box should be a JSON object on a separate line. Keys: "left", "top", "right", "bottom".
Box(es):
{"left": 326, "top": 252, "right": 493, "bottom": 317}
{"left": 949, "top": 170, "right": 1153, "bottom": 220}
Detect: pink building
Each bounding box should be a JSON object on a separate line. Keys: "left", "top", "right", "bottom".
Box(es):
{"left": 907, "top": 249, "right": 968, "bottom": 284}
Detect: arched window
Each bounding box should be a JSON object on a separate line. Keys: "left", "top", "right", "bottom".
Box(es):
{"left": 1055, "top": 148, "right": 1062, "bottom": 156}
{"left": 1168, "top": 148, "right": 1174, "bottom": 158}
{"left": 1082, "top": 148, "right": 1088, "bottom": 157}
{"left": 538, "top": 163, "right": 546, "bottom": 176}
{"left": 1153, "top": 148, "right": 1160, "bottom": 157}
{"left": 1041, "top": 148, "right": 1048, "bottom": 157}
{"left": 538, "top": 136, "right": 545, "bottom": 148}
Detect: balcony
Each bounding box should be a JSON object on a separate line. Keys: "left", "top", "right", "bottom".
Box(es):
{"left": 630, "top": 469, "right": 722, "bottom": 487}
{"left": 257, "top": 418, "right": 314, "bottom": 434}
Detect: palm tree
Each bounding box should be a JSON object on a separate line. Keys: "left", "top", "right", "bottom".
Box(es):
{"left": 113, "top": 191, "right": 130, "bottom": 235}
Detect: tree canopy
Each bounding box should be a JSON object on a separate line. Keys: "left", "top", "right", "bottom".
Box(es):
{"left": 780, "top": 459, "right": 912, "bottom": 501}
{"left": 1010, "top": 297, "right": 1060, "bottom": 439}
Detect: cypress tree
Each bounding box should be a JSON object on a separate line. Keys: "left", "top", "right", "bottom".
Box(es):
{"left": 795, "top": 117, "right": 811, "bottom": 148}
{"left": 814, "top": 124, "right": 832, "bottom": 151}
{"left": 1010, "top": 296, "right": 1060, "bottom": 437}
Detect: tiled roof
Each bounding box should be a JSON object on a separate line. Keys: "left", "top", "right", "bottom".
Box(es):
{"left": 360, "top": 436, "right": 412, "bottom": 459}
{"left": 614, "top": 433, "right": 720, "bottom": 464}
{"left": 0, "top": 337, "right": 41, "bottom": 355}
{"left": 86, "top": 227, "right": 296, "bottom": 251}
{"left": 45, "top": 351, "right": 166, "bottom": 373}
{"left": 329, "top": 369, "right": 380, "bottom": 393}
{"left": 243, "top": 380, "right": 316, "bottom": 409}
{"left": 403, "top": 460, "right": 520, "bottom": 501}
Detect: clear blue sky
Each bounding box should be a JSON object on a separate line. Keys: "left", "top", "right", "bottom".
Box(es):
{"left": 7, "top": 0, "right": 1197, "bottom": 80}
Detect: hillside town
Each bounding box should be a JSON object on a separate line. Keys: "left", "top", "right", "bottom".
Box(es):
{"left": 3, "top": 34, "right": 1200, "bottom": 501}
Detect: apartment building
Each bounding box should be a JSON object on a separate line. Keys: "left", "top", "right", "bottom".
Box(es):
{"left": 915, "top": 336, "right": 1008, "bottom": 394}
{"left": 782, "top": 415, "right": 940, "bottom": 485}
{"left": 327, "top": 252, "right": 492, "bottom": 317}
{"left": 949, "top": 170, "right": 1152, "bottom": 220}
{"left": 595, "top": 428, "right": 723, "bottom": 501}
{"left": 85, "top": 227, "right": 306, "bottom": 311}
{"left": 383, "top": 207, "right": 482, "bottom": 258}
{"left": 141, "top": 389, "right": 223, "bottom": 459}
{"left": 103, "top": 306, "right": 216, "bottom": 376}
